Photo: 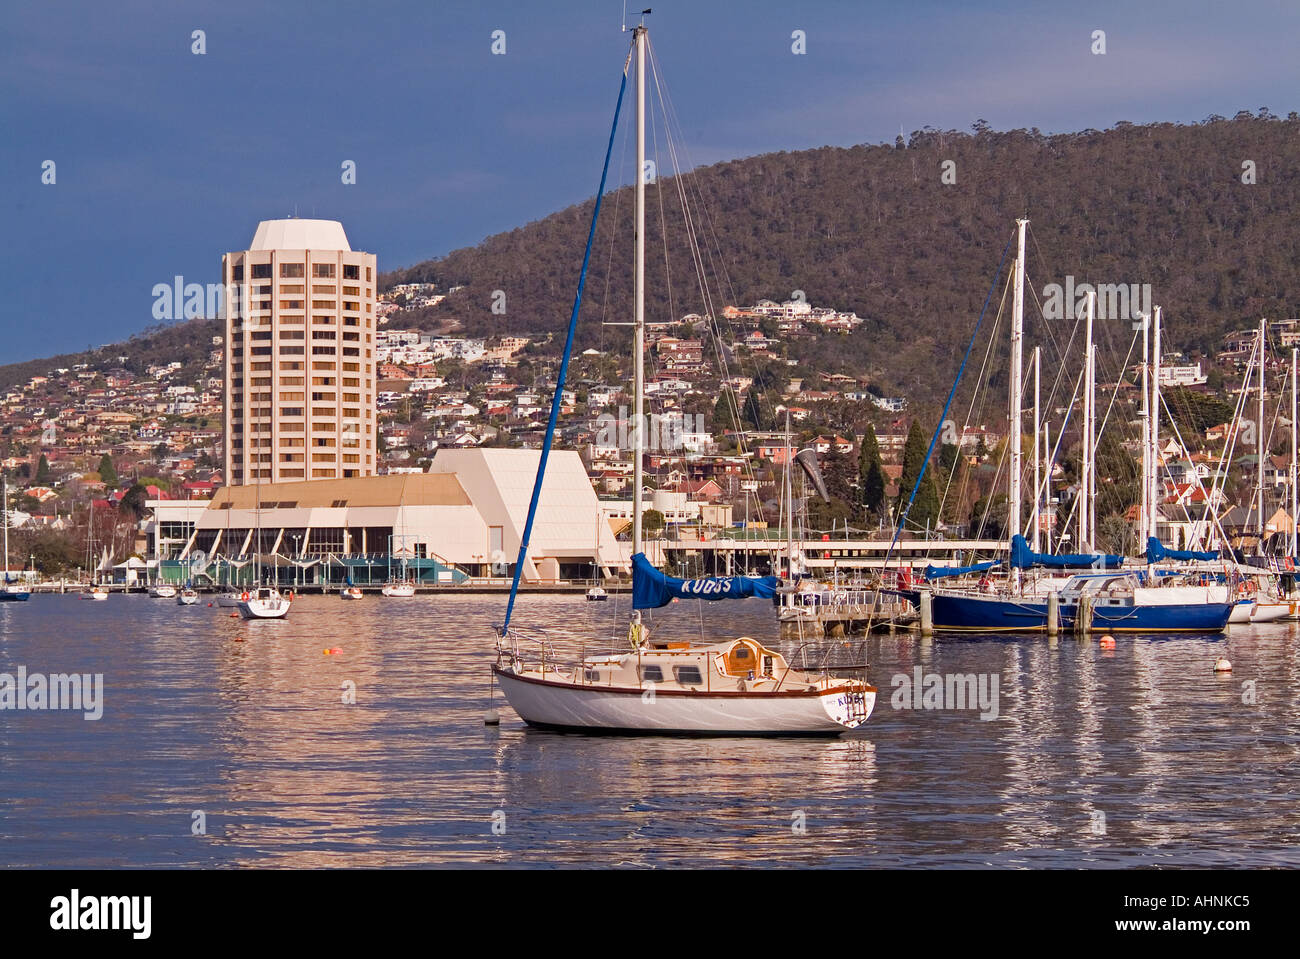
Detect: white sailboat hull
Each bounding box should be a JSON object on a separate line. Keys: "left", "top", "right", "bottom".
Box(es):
{"left": 236, "top": 598, "right": 290, "bottom": 619}
{"left": 1229, "top": 600, "right": 1256, "bottom": 624}
{"left": 382, "top": 584, "right": 416, "bottom": 597}
{"left": 1250, "top": 601, "right": 1291, "bottom": 623}
{"left": 492, "top": 666, "right": 873, "bottom": 735}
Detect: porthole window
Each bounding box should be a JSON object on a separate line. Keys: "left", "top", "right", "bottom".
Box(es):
{"left": 639, "top": 665, "right": 664, "bottom": 683}
{"left": 674, "top": 666, "right": 703, "bottom": 685}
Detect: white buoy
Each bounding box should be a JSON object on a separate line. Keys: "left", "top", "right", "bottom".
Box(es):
{"left": 1214, "top": 658, "right": 1232, "bottom": 673}
{"left": 484, "top": 708, "right": 501, "bottom": 726}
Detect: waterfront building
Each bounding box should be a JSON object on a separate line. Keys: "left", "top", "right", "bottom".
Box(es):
{"left": 148, "top": 449, "right": 625, "bottom": 586}
{"left": 222, "top": 219, "right": 378, "bottom": 486}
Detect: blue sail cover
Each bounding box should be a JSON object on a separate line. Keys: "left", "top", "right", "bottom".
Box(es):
{"left": 1145, "top": 536, "right": 1218, "bottom": 562}
{"left": 632, "top": 552, "right": 780, "bottom": 609}
{"left": 1010, "top": 534, "right": 1121, "bottom": 570}
{"left": 924, "top": 560, "right": 1001, "bottom": 581}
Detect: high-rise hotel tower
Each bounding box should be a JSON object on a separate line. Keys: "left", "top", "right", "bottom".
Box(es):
{"left": 222, "top": 219, "right": 377, "bottom": 485}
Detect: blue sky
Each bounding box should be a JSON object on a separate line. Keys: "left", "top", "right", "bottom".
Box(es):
{"left": 2, "top": 0, "right": 1298, "bottom": 363}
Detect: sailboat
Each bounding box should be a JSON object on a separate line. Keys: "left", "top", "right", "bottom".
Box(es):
{"left": 76, "top": 503, "right": 109, "bottom": 599}
{"left": 1240, "top": 320, "right": 1291, "bottom": 622}
{"left": 235, "top": 465, "right": 290, "bottom": 619}
{"left": 1134, "top": 312, "right": 1279, "bottom": 622}
{"left": 914, "top": 220, "right": 1234, "bottom": 633}
{"left": 490, "top": 20, "right": 876, "bottom": 734}
{"left": 381, "top": 487, "right": 417, "bottom": 596}
{"left": 340, "top": 571, "right": 364, "bottom": 601}
{"left": 176, "top": 581, "right": 200, "bottom": 606}
{"left": 585, "top": 512, "right": 607, "bottom": 601}
{"left": 0, "top": 475, "right": 31, "bottom": 601}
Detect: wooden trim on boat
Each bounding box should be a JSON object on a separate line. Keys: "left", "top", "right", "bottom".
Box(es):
{"left": 491, "top": 664, "right": 875, "bottom": 698}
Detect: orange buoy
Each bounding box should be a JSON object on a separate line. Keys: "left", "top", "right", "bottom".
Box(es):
{"left": 1099, "top": 635, "right": 1116, "bottom": 649}
{"left": 234, "top": 635, "right": 245, "bottom": 643}
{"left": 229, "top": 611, "right": 239, "bottom": 618}
{"left": 1214, "top": 657, "right": 1232, "bottom": 673}
{"left": 207, "top": 602, "right": 214, "bottom": 607}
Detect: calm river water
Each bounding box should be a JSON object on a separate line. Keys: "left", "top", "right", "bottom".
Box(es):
{"left": 1, "top": 592, "right": 1297, "bottom": 867}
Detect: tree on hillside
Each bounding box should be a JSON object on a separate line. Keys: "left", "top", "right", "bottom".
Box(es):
{"left": 1095, "top": 432, "right": 1140, "bottom": 520}
{"left": 97, "top": 454, "right": 118, "bottom": 490}
{"left": 35, "top": 454, "right": 50, "bottom": 485}
{"left": 119, "top": 483, "right": 149, "bottom": 522}
{"left": 897, "top": 421, "right": 940, "bottom": 533}
{"left": 740, "top": 390, "right": 765, "bottom": 431}
{"left": 642, "top": 509, "right": 665, "bottom": 537}
{"left": 858, "top": 425, "right": 886, "bottom": 520}
{"left": 806, "top": 446, "right": 858, "bottom": 530}
{"left": 711, "top": 388, "right": 739, "bottom": 434}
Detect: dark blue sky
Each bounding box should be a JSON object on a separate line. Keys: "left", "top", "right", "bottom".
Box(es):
{"left": 3, "top": 0, "right": 1297, "bottom": 363}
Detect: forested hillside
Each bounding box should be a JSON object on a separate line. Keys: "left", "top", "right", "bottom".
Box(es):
{"left": 384, "top": 110, "right": 1300, "bottom": 401}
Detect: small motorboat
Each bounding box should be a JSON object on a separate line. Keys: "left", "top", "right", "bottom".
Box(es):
{"left": 236, "top": 586, "right": 291, "bottom": 620}
{"left": 148, "top": 584, "right": 177, "bottom": 599}
{"left": 176, "top": 588, "right": 201, "bottom": 606}
{"left": 585, "top": 586, "right": 607, "bottom": 602}
{"left": 340, "top": 586, "right": 364, "bottom": 601}
{"left": 81, "top": 587, "right": 109, "bottom": 601}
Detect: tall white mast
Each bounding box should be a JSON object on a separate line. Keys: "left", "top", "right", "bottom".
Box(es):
{"left": 1089, "top": 341, "right": 1097, "bottom": 550}
{"left": 1284, "top": 343, "right": 1294, "bottom": 553}
{"left": 1257, "top": 319, "right": 1266, "bottom": 549}
{"left": 631, "top": 24, "right": 646, "bottom": 557}
{"left": 1150, "top": 306, "right": 1162, "bottom": 542}
{"left": 1031, "top": 346, "right": 1041, "bottom": 552}
{"left": 1140, "top": 311, "right": 1150, "bottom": 545}
{"left": 2, "top": 474, "right": 8, "bottom": 582}
{"left": 1082, "top": 290, "right": 1096, "bottom": 551}
{"left": 1009, "top": 218, "right": 1026, "bottom": 550}
{"left": 785, "top": 409, "right": 794, "bottom": 578}
{"left": 1043, "top": 420, "right": 1052, "bottom": 552}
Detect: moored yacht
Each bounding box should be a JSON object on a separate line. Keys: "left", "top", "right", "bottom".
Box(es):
{"left": 491, "top": 19, "right": 876, "bottom": 735}
{"left": 236, "top": 586, "right": 290, "bottom": 620}
{"left": 494, "top": 623, "right": 874, "bottom": 735}
{"left": 924, "top": 570, "right": 1234, "bottom": 633}
{"left": 0, "top": 476, "right": 30, "bottom": 602}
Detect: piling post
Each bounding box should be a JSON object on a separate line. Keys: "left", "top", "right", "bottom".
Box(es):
{"left": 1073, "top": 595, "right": 1092, "bottom": 636}
{"left": 919, "top": 589, "right": 933, "bottom": 637}
{"left": 1047, "top": 592, "right": 1059, "bottom": 637}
